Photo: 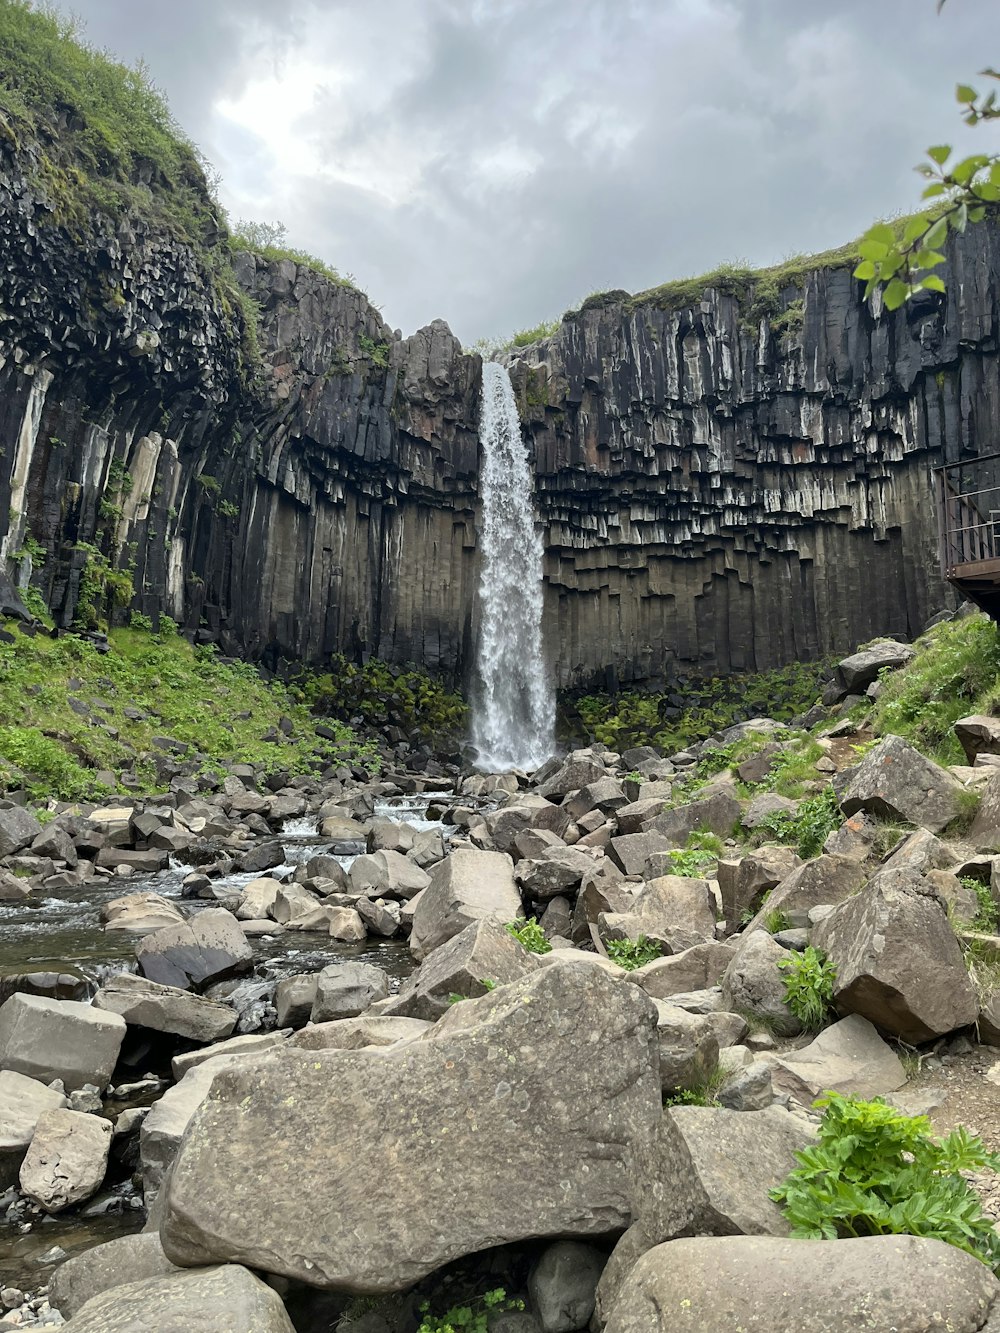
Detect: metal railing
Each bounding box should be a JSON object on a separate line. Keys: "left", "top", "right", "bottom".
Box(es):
{"left": 934, "top": 452, "right": 1000, "bottom": 576}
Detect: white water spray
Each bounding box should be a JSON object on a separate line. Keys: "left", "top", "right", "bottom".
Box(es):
{"left": 471, "top": 362, "right": 554, "bottom": 771}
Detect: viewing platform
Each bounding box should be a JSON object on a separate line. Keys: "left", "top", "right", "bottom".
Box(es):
{"left": 935, "top": 451, "right": 1000, "bottom": 620}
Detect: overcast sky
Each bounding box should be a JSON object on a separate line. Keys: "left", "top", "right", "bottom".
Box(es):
{"left": 49, "top": 0, "right": 1000, "bottom": 345}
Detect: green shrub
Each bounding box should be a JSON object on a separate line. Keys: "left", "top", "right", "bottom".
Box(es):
{"left": 777, "top": 945, "right": 836, "bottom": 1030}
{"left": 417, "top": 1289, "right": 523, "bottom": 1333}
{"left": 505, "top": 918, "right": 551, "bottom": 954}
{"left": 666, "top": 830, "right": 724, "bottom": 876}
{"left": 770, "top": 1092, "right": 1000, "bottom": 1272}
{"left": 605, "top": 935, "right": 663, "bottom": 970}
{"left": 962, "top": 875, "right": 1000, "bottom": 932}
{"left": 752, "top": 786, "right": 842, "bottom": 859}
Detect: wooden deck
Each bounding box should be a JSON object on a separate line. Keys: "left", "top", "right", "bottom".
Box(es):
{"left": 936, "top": 453, "right": 1000, "bottom": 618}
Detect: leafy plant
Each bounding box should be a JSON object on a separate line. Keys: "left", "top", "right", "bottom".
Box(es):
{"left": 753, "top": 786, "right": 842, "bottom": 859}
{"left": 505, "top": 918, "right": 551, "bottom": 955}
{"left": 605, "top": 935, "right": 663, "bottom": 970}
{"left": 771, "top": 1093, "right": 1000, "bottom": 1273}
{"left": 777, "top": 945, "right": 836, "bottom": 1030}
{"left": 417, "top": 1288, "right": 523, "bottom": 1333}
{"left": 763, "top": 907, "right": 791, "bottom": 934}
{"left": 962, "top": 875, "right": 1000, "bottom": 932}
{"left": 666, "top": 830, "right": 724, "bottom": 876}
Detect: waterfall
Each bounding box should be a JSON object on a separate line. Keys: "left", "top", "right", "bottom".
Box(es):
{"left": 471, "top": 362, "right": 554, "bottom": 771}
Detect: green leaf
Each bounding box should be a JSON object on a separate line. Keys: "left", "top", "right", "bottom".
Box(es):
{"left": 957, "top": 83, "right": 978, "bottom": 103}
{"left": 922, "top": 183, "right": 948, "bottom": 199}
{"left": 903, "top": 215, "right": 930, "bottom": 244}
{"left": 913, "top": 249, "right": 947, "bottom": 269}
{"left": 927, "top": 144, "right": 951, "bottom": 166}
{"left": 920, "top": 275, "right": 947, "bottom": 294}
{"left": 853, "top": 260, "right": 876, "bottom": 281}
{"left": 883, "top": 278, "right": 909, "bottom": 310}
{"left": 866, "top": 223, "right": 896, "bottom": 245}
{"left": 924, "top": 217, "right": 949, "bottom": 248}
{"left": 858, "top": 239, "right": 889, "bottom": 262}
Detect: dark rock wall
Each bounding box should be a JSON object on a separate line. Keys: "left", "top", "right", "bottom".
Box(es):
{"left": 1, "top": 117, "right": 997, "bottom": 688}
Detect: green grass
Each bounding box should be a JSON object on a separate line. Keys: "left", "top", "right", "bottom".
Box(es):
{"left": 0, "top": 623, "right": 378, "bottom": 800}
{"left": 870, "top": 614, "right": 1000, "bottom": 766}
{"left": 228, "top": 219, "right": 357, "bottom": 290}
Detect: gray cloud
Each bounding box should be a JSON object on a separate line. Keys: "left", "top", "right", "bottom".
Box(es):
{"left": 48, "top": 0, "right": 1000, "bottom": 344}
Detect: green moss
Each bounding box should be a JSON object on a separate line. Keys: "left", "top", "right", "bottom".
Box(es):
{"left": 0, "top": 623, "right": 379, "bottom": 799}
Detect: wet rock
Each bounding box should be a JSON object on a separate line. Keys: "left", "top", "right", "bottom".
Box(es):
{"left": 812, "top": 874, "right": 978, "bottom": 1043}
{"left": 349, "top": 849, "right": 430, "bottom": 900}
{"left": 528, "top": 1240, "right": 606, "bottom": 1333}
{"left": 408, "top": 848, "right": 522, "bottom": 961}
{"left": 134, "top": 908, "right": 253, "bottom": 992}
{"left": 160, "top": 962, "right": 661, "bottom": 1292}
{"left": 311, "top": 963, "right": 390, "bottom": 1022}
{"left": 60, "top": 1263, "right": 295, "bottom": 1332}
{"left": 603, "top": 1235, "right": 1000, "bottom": 1333}
{"left": 19, "top": 1108, "right": 112, "bottom": 1213}
{"left": 236, "top": 840, "right": 285, "bottom": 875}
{"left": 100, "top": 892, "right": 185, "bottom": 933}
{"left": 837, "top": 734, "right": 962, "bottom": 833}
{"left": 93, "top": 974, "right": 236, "bottom": 1043}
{"left": 274, "top": 974, "right": 318, "bottom": 1029}
{"left": 94, "top": 847, "right": 170, "bottom": 874}
{"left": 235, "top": 876, "right": 282, "bottom": 920}
{"left": 0, "top": 994, "right": 125, "bottom": 1091}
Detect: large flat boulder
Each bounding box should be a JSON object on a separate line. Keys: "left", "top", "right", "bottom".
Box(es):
{"left": 93, "top": 974, "right": 236, "bottom": 1043}
{"left": 954, "top": 713, "right": 1000, "bottom": 765}
{"left": 140, "top": 1055, "right": 253, "bottom": 1199}
{"left": 349, "top": 849, "right": 430, "bottom": 900}
{"left": 160, "top": 962, "right": 661, "bottom": 1293}
{"left": 768, "top": 1014, "right": 907, "bottom": 1104}
{"left": 0, "top": 994, "right": 125, "bottom": 1091}
{"left": 603, "top": 1235, "right": 1000, "bottom": 1333}
{"left": 310, "top": 962, "right": 389, "bottom": 1022}
{"left": 631, "top": 1105, "right": 813, "bottom": 1245}
{"left": 837, "top": 734, "right": 962, "bottom": 833}
{"left": 835, "top": 641, "right": 915, "bottom": 693}
{"left": 100, "top": 892, "right": 185, "bottom": 933}
{"left": 632, "top": 942, "right": 735, "bottom": 1000}
{"left": 812, "top": 873, "right": 979, "bottom": 1043}
{"left": 61, "top": 1264, "right": 295, "bottom": 1332}
{"left": 742, "top": 854, "right": 866, "bottom": 932}
{"left": 408, "top": 848, "right": 522, "bottom": 961}
{"left": 135, "top": 908, "right": 253, "bottom": 991}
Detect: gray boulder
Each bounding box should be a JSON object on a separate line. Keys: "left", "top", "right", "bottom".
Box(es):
{"left": 172, "top": 1030, "right": 289, "bottom": 1079}
{"left": 631, "top": 1105, "right": 813, "bottom": 1245}
{"left": 647, "top": 789, "right": 742, "bottom": 848}
{"left": 160, "top": 962, "right": 661, "bottom": 1292}
{"left": 19, "top": 1108, "right": 113, "bottom": 1212}
{"left": 536, "top": 756, "right": 606, "bottom": 800}
{"left": 93, "top": 974, "right": 237, "bottom": 1042}
{"left": 633, "top": 942, "right": 735, "bottom": 1000}
{"left": 837, "top": 734, "right": 962, "bottom": 833}
{"left": 528, "top": 1240, "right": 606, "bottom": 1333}
{"left": 607, "top": 832, "right": 673, "bottom": 876}
{"left": 50, "top": 1233, "right": 179, "bottom": 1318}
{"left": 720, "top": 932, "right": 802, "bottom": 1037}
{"left": 768, "top": 1015, "right": 907, "bottom": 1105}
{"left": 653, "top": 1003, "right": 719, "bottom": 1093}
{"left": 135, "top": 908, "right": 253, "bottom": 991}
{"left": 717, "top": 846, "right": 801, "bottom": 935}
{"left": 289, "top": 1016, "right": 432, "bottom": 1051}
{"left": 515, "top": 846, "right": 603, "bottom": 900}
{"left": 970, "top": 771, "right": 1000, "bottom": 850}
{"left": 274, "top": 973, "right": 318, "bottom": 1028}
{"left": 954, "top": 713, "right": 1000, "bottom": 764}
{"left": 101, "top": 892, "right": 185, "bottom": 933}
{"left": 600, "top": 876, "right": 716, "bottom": 956}
{"left": 408, "top": 848, "right": 522, "bottom": 961}
{"left": 0, "top": 994, "right": 125, "bottom": 1091}
{"left": 0, "top": 805, "right": 43, "bottom": 857}
{"left": 311, "top": 963, "right": 390, "bottom": 1022}
{"left": 385, "top": 918, "right": 539, "bottom": 1021}
{"left": 603, "top": 1235, "right": 1000, "bottom": 1333}
{"left": 835, "top": 641, "right": 914, "bottom": 693}
{"left": 350, "top": 849, "right": 430, "bottom": 900}
{"left": 742, "top": 854, "right": 866, "bottom": 932}
{"left": 61, "top": 1264, "right": 295, "bottom": 1332}
{"left": 812, "top": 874, "right": 979, "bottom": 1043}
{"left": 0, "top": 1069, "right": 68, "bottom": 1187}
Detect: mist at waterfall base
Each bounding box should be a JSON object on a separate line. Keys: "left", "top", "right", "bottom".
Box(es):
{"left": 471, "top": 362, "right": 554, "bottom": 772}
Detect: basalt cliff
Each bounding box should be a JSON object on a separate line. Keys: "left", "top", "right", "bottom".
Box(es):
{"left": 2, "top": 114, "right": 997, "bottom": 690}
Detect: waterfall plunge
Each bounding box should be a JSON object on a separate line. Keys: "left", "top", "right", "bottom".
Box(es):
{"left": 471, "top": 362, "right": 554, "bottom": 771}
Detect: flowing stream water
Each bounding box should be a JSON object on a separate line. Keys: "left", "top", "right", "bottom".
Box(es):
{"left": 471, "top": 362, "right": 554, "bottom": 771}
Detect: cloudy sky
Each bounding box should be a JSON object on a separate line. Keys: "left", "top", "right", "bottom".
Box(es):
{"left": 50, "top": 0, "right": 1000, "bottom": 345}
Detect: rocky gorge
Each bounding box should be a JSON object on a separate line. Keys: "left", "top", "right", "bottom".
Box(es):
{"left": 0, "top": 618, "right": 998, "bottom": 1330}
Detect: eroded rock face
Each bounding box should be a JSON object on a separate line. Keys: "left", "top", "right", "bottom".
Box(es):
{"left": 160, "top": 962, "right": 661, "bottom": 1292}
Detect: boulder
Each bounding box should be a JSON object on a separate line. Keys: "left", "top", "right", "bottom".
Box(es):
{"left": 289, "top": 1016, "right": 432, "bottom": 1051}
{"left": 823, "top": 810, "right": 880, "bottom": 861}
{"left": 50, "top": 1233, "right": 179, "bottom": 1318}
{"left": 93, "top": 974, "right": 236, "bottom": 1043}
{"left": 160, "top": 962, "right": 661, "bottom": 1292}
{"left": 647, "top": 789, "right": 742, "bottom": 848}
{"left": 837, "top": 734, "right": 962, "bottom": 833}
{"left": 408, "top": 848, "right": 522, "bottom": 961}
{"left": 172, "top": 1029, "right": 289, "bottom": 1079}
{"left": 631, "top": 1105, "right": 813, "bottom": 1245}
{"left": 717, "top": 846, "right": 801, "bottom": 935}
{"left": 603, "top": 1235, "right": 1000, "bottom": 1333}
{"left": 0, "top": 805, "right": 43, "bottom": 857}
{"left": 274, "top": 974, "right": 318, "bottom": 1028}
{"left": 536, "top": 756, "right": 606, "bottom": 800}
{"left": 515, "top": 846, "right": 601, "bottom": 901}
{"left": 528, "top": 1240, "right": 606, "bottom": 1333}
{"left": 350, "top": 849, "right": 431, "bottom": 900}
{"left": 327, "top": 906, "right": 367, "bottom": 941}
{"left": 970, "top": 771, "right": 1000, "bottom": 850}
{"left": 140, "top": 1055, "right": 252, "bottom": 1198}
{"left": 743, "top": 855, "right": 866, "bottom": 932}
{"left": 607, "top": 832, "right": 673, "bottom": 876}
{"left": 716, "top": 1060, "right": 773, "bottom": 1112}
{"left": 19, "top": 1108, "right": 112, "bottom": 1212}
{"left": 812, "top": 874, "right": 979, "bottom": 1043}
{"left": 311, "top": 963, "right": 390, "bottom": 1022}
{"left": 599, "top": 876, "right": 716, "bottom": 956}
{"left": 720, "top": 933, "right": 802, "bottom": 1037}
{"left": 271, "top": 883, "right": 320, "bottom": 924}
{"left": 356, "top": 896, "right": 400, "bottom": 936}
{"left": 570, "top": 879, "right": 633, "bottom": 944}
{"left": 882, "top": 827, "right": 957, "bottom": 875}
{"left": 135, "top": 908, "right": 253, "bottom": 991}
{"left": 100, "top": 892, "right": 184, "bottom": 933}
{"left": 652, "top": 1003, "right": 719, "bottom": 1093}
{"left": 954, "top": 713, "right": 1000, "bottom": 765}
{"left": 632, "top": 942, "right": 735, "bottom": 1000}
{"left": 0, "top": 1069, "right": 68, "bottom": 1187}
{"left": 0, "top": 994, "right": 125, "bottom": 1091}
{"left": 741, "top": 793, "right": 799, "bottom": 830}
{"left": 768, "top": 1015, "right": 907, "bottom": 1104}
{"left": 835, "top": 641, "right": 915, "bottom": 693}
{"left": 60, "top": 1264, "right": 295, "bottom": 1333}
{"left": 236, "top": 876, "right": 282, "bottom": 920}
{"left": 385, "top": 918, "right": 539, "bottom": 1020}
